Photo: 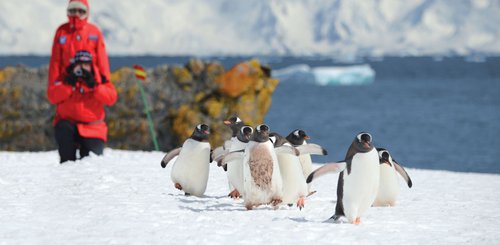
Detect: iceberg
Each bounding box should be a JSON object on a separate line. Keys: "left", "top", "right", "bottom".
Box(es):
{"left": 273, "top": 64, "right": 375, "bottom": 86}
{"left": 312, "top": 65, "right": 375, "bottom": 86}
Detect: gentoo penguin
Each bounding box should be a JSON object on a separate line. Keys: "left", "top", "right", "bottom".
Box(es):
{"left": 211, "top": 116, "right": 245, "bottom": 196}
{"left": 286, "top": 129, "right": 316, "bottom": 195}
{"left": 224, "top": 125, "right": 254, "bottom": 198}
{"left": 307, "top": 132, "right": 380, "bottom": 224}
{"left": 269, "top": 132, "right": 328, "bottom": 209}
{"left": 242, "top": 124, "right": 283, "bottom": 210}
{"left": 160, "top": 124, "right": 211, "bottom": 197}
{"left": 373, "top": 148, "right": 412, "bottom": 207}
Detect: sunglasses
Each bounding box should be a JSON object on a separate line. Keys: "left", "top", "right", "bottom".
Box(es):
{"left": 68, "top": 8, "right": 87, "bottom": 15}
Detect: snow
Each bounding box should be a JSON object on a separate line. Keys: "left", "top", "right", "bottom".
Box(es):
{"left": 1, "top": 0, "right": 499, "bottom": 57}
{"left": 1, "top": 149, "right": 499, "bottom": 244}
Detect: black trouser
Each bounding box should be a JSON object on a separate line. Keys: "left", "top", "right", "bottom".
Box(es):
{"left": 55, "top": 120, "right": 104, "bottom": 163}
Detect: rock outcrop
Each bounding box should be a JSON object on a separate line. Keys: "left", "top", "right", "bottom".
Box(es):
{"left": 0, "top": 59, "right": 279, "bottom": 151}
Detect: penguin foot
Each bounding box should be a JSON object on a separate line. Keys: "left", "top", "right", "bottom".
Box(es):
{"left": 287, "top": 203, "right": 293, "bottom": 207}
{"left": 228, "top": 189, "right": 241, "bottom": 199}
{"left": 174, "top": 183, "right": 183, "bottom": 190}
{"left": 352, "top": 217, "right": 361, "bottom": 225}
{"left": 326, "top": 215, "right": 348, "bottom": 224}
{"left": 296, "top": 197, "right": 305, "bottom": 210}
{"left": 184, "top": 192, "right": 191, "bottom": 196}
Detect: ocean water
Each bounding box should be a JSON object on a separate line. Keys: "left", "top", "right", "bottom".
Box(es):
{"left": 1, "top": 56, "right": 499, "bottom": 173}
{"left": 266, "top": 57, "right": 500, "bottom": 174}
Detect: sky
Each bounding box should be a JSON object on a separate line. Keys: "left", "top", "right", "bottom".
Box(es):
{"left": 0, "top": 0, "right": 499, "bottom": 57}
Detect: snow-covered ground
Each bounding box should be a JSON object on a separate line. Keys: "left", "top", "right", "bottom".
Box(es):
{"left": 1, "top": 0, "right": 499, "bottom": 57}
{"left": 1, "top": 149, "right": 499, "bottom": 244}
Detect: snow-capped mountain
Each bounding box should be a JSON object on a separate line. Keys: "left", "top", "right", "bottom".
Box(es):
{"left": 0, "top": 0, "right": 499, "bottom": 57}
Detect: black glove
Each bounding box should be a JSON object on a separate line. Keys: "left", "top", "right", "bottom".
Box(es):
{"left": 101, "top": 74, "right": 109, "bottom": 84}
{"left": 64, "top": 73, "right": 78, "bottom": 86}
{"left": 82, "top": 69, "right": 97, "bottom": 88}
{"left": 64, "top": 63, "right": 77, "bottom": 86}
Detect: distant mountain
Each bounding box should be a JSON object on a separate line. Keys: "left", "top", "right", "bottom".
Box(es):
{"left": 1, "top": 0, "right": 499, "bottom": 58}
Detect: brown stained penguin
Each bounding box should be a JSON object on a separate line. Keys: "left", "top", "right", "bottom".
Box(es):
{"left": 242, "top": 124, "right": 283, "bottom": 210}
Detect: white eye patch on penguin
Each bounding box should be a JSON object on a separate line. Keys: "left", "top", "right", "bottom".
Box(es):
{"left": 356, "top": 132, "right": 372, "bottom": 143}
{"left": 256, "top": 124, "right": 269, "bottom": 132}
{"left": 196, "top": 124, "right": 210, "bottom": 134}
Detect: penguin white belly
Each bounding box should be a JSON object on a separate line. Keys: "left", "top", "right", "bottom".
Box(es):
{"left": 171, "top": 139, "right": 210, "bottom": 197}
{"left": 342, "top": 149, "right": 380, "bottom": 222}
{"left": 373, "top": 164, "right": 400, "bottom": 206}
{"left": 277, "top": 153, "right": 308, "bottom": 205}
{"left": 243, "top": 141, "right": 283, "bottom": 207}
{"left": 226, "top": 139, "right": 247, "bottom": 195}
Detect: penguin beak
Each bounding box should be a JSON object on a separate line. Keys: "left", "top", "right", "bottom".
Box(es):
{"left": 304, "top": 135, "right": 310, "bottom": 140}
{"left": 203, "top": 130, "right": 210, "bottom": 135}
{"left": 363, "top": 142, "right": 370, "bottom": 149}
{"left": 384, "top": 160, "right": 392, "bottom": 167}
{"left": 223, "top": 120, "right": 231, "bottom": 125}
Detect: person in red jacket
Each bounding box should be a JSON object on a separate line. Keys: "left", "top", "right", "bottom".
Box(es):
{"left": 47, "top": 0, "right": 117, "bottom": 163}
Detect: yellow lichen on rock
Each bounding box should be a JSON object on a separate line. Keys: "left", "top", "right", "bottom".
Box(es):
{"left": 171, "top": 105, "right": 200, "bottom": 144}
{"left": 0, "top": 67, "right": 16, "bottom": 83}
{"left": 194, "top": 92, "right": 205, "bottom": 102}
{"left": 204, "top": 97, "right": 224, "bottom": 118}
{"left": 266, "top": 78, "right": 280, "bottom": 93}
{"left": 11, "top": 86, "right": 22, "bottom": 101}
{"left": 172, "top": 67, "right": 192, "bottom": 85}
{"left": 110, "top": 67, "right": 133, "bottom": 84}
{"left": 208, "top": 123, "right": 225, "bottom": 148}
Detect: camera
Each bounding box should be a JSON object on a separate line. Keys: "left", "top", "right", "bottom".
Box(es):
{"left": 74, "top": 68, "right": 83, "bottom": 77}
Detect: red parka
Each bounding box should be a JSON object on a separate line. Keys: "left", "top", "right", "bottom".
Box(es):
{"left": 47, "top": 0, "right": 117, "bottom": 142}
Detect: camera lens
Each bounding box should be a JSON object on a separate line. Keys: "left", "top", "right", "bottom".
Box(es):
{"left": 74, "top": 69, "right": 83, "bottom": 76}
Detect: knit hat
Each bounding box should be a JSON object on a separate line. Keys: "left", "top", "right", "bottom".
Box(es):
{"left": 73, "top": 50, "right": 92, "bottom": 64}
{"left": 67, "top": 0, "right": 89, "bottom": 18}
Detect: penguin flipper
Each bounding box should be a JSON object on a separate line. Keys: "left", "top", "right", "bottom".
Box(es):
{"left": 160, "top": 147, "right": 182, "bottom": 168}
{"left": 274, "top": 145, "right": 300, "bottom": 156}
{"left": 212, "top": 149, "right": 229, "bottom": 166}
{"left": 306, "top": 162, "right": 347, "bottom": 184}
{"left": 393, "top": 160, "right": 412, "bottom": 188}
{"left": 212, "top": 145, "right": 228, "bottom": 162}
{"left": 220, "top": 151, "right": 244, "bottom": 166}
{"left": 296, "top": 143, "right": 328, "bottom": 156}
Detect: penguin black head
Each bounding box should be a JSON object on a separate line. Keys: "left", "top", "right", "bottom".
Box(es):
{"left": 355, "top": 132, "right": 373, "bottom": 151}
{"left": 237, "top": 125, "right": 253, "bottom": 143}
{"left": 376, "top": 148, "right": 392, "bottom": 166}
{"left": 253, "top": 124, "right": 270, "bottom": 142}
{"left": 191, "top": 124, "right": 210, "bottom": 142}
{"left": 224, "top": 116, "right": 244, "bottom": 137}
{"left": 269, "top": 132, "right": 288, "bottom": 147}
{"left": 286, "top": 129, "right": 310, "bottom": 145}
